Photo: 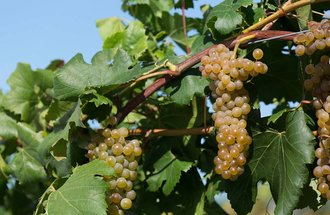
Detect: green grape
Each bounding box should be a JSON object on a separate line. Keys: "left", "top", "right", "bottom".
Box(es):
{"left": 295, "top": 45, "right": 305, "bottom": 56}
{"left": 117, "top": 177, "right": 127, "bottom": 189}
{"left": 126, "top": 190, "right": 137, "bottom": 200}
{"left": 120, "top": 198, "right": 132, "bottom": 210}
{"left": 252, "top": 48, "right": 263, "bottom": 60}
{"left": 102, "top": 128, "right": 112, "bottom": 138}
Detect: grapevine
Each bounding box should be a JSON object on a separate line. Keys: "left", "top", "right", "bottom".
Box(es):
{"left": 1, "top": 1, "right": 330, "bottom": 215}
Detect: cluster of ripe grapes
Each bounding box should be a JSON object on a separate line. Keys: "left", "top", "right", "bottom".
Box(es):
{"left": 294, "top": 19, "right": 330, "bottom": 56}
{"left": 294, "top": 19, "right": 330, "bottom": 200}
{"left": 199, "top": 44, "right": 268, "bottom": 180}
{"left": 301, "top": 54, "right": 330, "bottom": 199}
{"left": 86, "top": 127, "right": 142, "bottom": 214}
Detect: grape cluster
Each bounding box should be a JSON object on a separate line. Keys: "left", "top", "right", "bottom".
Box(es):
{"left": 294, "top": 19, "right": 330, "bottom": 56}
{"left": 301, "top": 55, "right": 330, "bottom": 199}
{"left": 86, "top": 128, "right": 142, "bottom": 214}
{"left": 199, "top": 44, "right": 268, "bottom": 180}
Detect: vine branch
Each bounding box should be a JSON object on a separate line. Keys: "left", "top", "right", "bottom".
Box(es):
{"left": 243, "top": 0, "right": 330, "bottom": 33}
{"left": 129, "top": 127, "right": 215, "bottom": 137}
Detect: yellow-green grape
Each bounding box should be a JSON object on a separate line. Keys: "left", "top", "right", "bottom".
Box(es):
{"left": 86, "top": 128, "right": 141, "bottom": 213}
{"left": 120, "top": 198, "right": 132, "bottom": 210}
{"left": 252, "top": 48, "right": 263, "bottom": 60}
{"left": 293, "top": 19, "right": 330, "bottom": 57}
{"left": 303, "top": 54, "right": 330, "bottom": 200}
{"left": 199, "top": 43, "right": 268, "bottom": 181}
{"left": 295, "top": 45, "right": 305, "bottom": 56}
{"left": 126, "top": 190, "right": 137, "bottom": 200}
{"left": 102, "top": 128, "right": 112, "bottom": 138}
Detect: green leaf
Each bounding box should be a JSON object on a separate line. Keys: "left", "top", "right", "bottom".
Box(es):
{"left": 46, "top": 100, "right": 75, "bottom": 122}
{"left": 96, "top": 17, "right": 125, "bottom": 41}
{"left": 222, "top": 168, "right": 255, "bottom": 215}
{"left": 147, "top": 151, "right": 193, "bottom": 195}
{"left": 17, "top": 122, "right": 43, "bottom": 146}
{"left": 2, "top": 64, "right": 54, "bottom": 122}
{"left": 174, "top": 0, "right": 194, "bottom": 9}
{"left": 249, "top": 110, "right": 315, "bottom": 215}
{"left": 165, "top": 69, "right": 209, "bottom": 105}
{"left": 205, "top": 0, "right": 253, "bottom": 35}
{"left": 160, "top": 13, "right": 202, "bottom": 50}
{"left": 3, "top": 64, "right": 38, "bottom": 121}
{"left": 45, "top": 160, "right": 114, "bottom": 215}
{"left": 38, "top": 101, "right": 84, "bottom": 176}
{"left": 267, "top": 108, "right": 290, "bottom": 125}
{"left": 294, "top": 0, "right": 312, "bottom": 30}
{"left": 88, "top": 90, "right": 113, "bottom": 108}
{"left": 9, "top": 148, "right": 47, "bottom": 184}
{"left": 251, "top": 42, "right": 301, "bottom": 103}
{"left": 253, "top": 7, "right": 266, "bottom": 23}
{"left": 122, "top": 21, "right": 148, "bottom": 57}
{"left": 195, "top": 192, "right": 205, "bottom": 215}
{"left": 190, "top": 35, "right": 214, "bottom": 55}
{"left": 149, "top": 0, "right": 175, "bottom": 15}
{"left": 103, "top": 20, "right": 148, "bottom": 58}
{"left": 0, "top": 112, "right": 17, "bottom": 139}
{"left": 296, "top": 183, "right": 319, "bottom": 211}
{"left": 53, "top": 50, "right": 143, "bottom": 100}
{"left": 205, "top": 179, "right": 220, "bottom": 204}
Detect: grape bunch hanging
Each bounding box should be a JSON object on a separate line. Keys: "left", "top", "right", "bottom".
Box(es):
{"left": 86, "top": 128, "right": 142, "bottom": 214}
{"left": 294, "top": 19, "right": 330, "bottom": 200}
{"left": 199, "top": 44, "right": 268, "bottom": 180}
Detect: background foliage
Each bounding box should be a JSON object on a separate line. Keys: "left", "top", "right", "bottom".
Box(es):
{"left": 0, "top": 0, "right": 330, "bottom": 214}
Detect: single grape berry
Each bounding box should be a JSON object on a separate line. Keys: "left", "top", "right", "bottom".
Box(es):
{"left": 252, "top": 48, "right": 263, "bottom": 60}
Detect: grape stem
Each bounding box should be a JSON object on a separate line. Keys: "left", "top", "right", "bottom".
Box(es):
{"left": 129, "top": 127, "right": 215, "bottom": 137}
{"left": 231, "top": 34, "right": 256, "bottom": 59}
{"left": 242, "top": 0, "right": 330, "bottom": 33}
{"left": 181, "top": 0, "right": 190, "bottom": 54}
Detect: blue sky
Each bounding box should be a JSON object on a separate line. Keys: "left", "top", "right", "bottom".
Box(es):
{"left": 0, "top": 0, "right": 216, "bottom": 92}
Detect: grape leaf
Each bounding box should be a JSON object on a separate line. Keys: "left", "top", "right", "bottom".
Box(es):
{"left": 205, "top": 0, "right": 253, "bottom": 35}
{"left": 222, "top": 168, "right": 255, "bottom": 215}
{"left": 16, "top": 122, "right": 43, "bottom": 147}
{"left": 9, "top": 148, "right": 47, "bottom": 184}
{"left": 249, "top": 110, "right": 315, "bottom": 215}
{"left": 96, "top": 17, "right": 125, "bottom": 41}
{"left": 296, "top": 183, "right": 319, "bottom": 211}
{"left": 103, "top": 20, "right": 148, "bottom": 58}
{"left": 190, "top": 35, "right": 214, "bottom": 55}
{"left": 45, "top": 160, "right": 113, "bottom": 215}
{"left": 53, "top": 50, "right": 143, "bottom": 100}
{"left": 46, "top": 100, "right": 75, "bottom": 122}
{"left": 38, "top": 101, "right": 84, "bottom": 176}
{"left": 251, "top": 42, "right": 301, "bottom": 103}
{"left": 149, "top": 0, "right": 174, "bottom": 15}
{"left": 267, "top": 108, "right": 290, "bottom": 125}
{"left": 160, "top": 12, "right": 202, "bottom": 50}
{"left": 165, "top": 69, "right": 209, "bottom": 105}
{"left": 146, "top": 151, "right": 193, "bottom": 195}
{"left": 293, "top": 0, "right": 312, "bottom": 30}
{"left": 0, "top": 112, "right": 17, "bottom": 139}
{"left": 2, "top": 64, "right": 54, "bottom": 121}
{"left": 174, "top": 0, "right": 194, "bottom": 9}
{"left": 88, "top": 91, "right": 113, "bottom": 108}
